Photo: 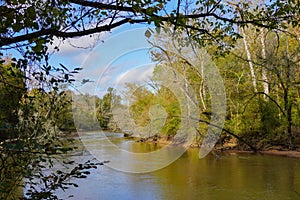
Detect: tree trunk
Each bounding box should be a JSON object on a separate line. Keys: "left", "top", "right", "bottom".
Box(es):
{"left": 199, "top": 53, "right": 207, "bottom": 110}
{"left": 285, "top": 36, "right": 293, "bottom": 149}
{"left": 241, "top": 27, "right": 258, "bottom": 92}
{"left": 260, "top": 29, "right": 269, "bottom": 97}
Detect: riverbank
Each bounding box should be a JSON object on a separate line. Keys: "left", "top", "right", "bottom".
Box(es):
{"left": 61, "top": 131, "right": 300, "bottom": 158}
{"left": 216, "top": 149, "right": 300, "bottom": 158}
{"left": 131, "top": 134, "right": 300, "bottom": 158}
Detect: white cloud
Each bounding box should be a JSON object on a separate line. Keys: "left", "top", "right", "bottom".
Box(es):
{"left": 115, "top": 64, "right": 155, "bottom": 85}
{"left": 56, "top": 27, "right": 155, "bottom": 98}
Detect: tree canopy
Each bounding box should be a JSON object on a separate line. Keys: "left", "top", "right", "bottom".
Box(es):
{"left": 1, "top": 0, "right": 299, "bottom": 49}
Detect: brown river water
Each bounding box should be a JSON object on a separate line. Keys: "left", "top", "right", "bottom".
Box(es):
{"left": 52, "top": 131, "right": 300, "bottom": 200}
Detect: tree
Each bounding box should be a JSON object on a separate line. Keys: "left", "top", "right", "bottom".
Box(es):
{"left": 262, "top": 31, "right": 300, "bottom": 148}
{"left": 54, "top": 90, "right": 76, "bottom": 132}
{"left": 1, "top": 0, "right": 299, "bottom": 50}
{"left": 123, "top": 82, "right": 181, "bottom": 138}
{"left": 214, "top": 26, "right": 300, "bottom": 149}
{"left": 0, "top": 80, "right": 103, "bottom": 199}
{"left": 0, "top": 57, "right": 26, "bottom": 140}
{"left": 96, "top": 87, "right": 121, "bottom": 130}
{"left": 146, "top": 21, "right": 300, "bottom": 150}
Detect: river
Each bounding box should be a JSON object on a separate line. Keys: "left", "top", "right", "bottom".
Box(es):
{"left": 55, "top": 131, "right": 300, "bottom": 200}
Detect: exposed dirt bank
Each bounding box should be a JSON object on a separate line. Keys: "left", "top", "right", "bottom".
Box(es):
{"left": 220, "top": 149, "right": 300, "bottom": 158}
{"left": 133, "top": 135, "right": 300, "bottom": 158}
{"left": 63, "top": 132, "right": 300, "bottom": 158}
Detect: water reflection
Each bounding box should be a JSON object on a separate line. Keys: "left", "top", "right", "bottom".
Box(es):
{"left": 57, "top": 132, "right": 300, "bottom": 200}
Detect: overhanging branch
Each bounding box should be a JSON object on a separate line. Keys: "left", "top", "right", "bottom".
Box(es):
{"left": 0, "top": 18, "right": 147, "bottom": 47}
{"left": 0, "top": 0, "right": 297, "bottom": 47}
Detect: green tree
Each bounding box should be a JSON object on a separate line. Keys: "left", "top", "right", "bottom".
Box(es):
{"left": 125, "top": 82, "right": 181, "bottom": 138}
{"left": 148, "top": 23, "right": 300, "bottom": 149}
{"left": 55, "top": 90, "right": 76, "bottom": 132}
{"left": 215, "top": 27, "right": 300, "bottom": 149}
{"left": 0, "top": 57, "right": 26, "bottom": 140}
{"left": 96, "top": 87, "right": 121, "bottom": 130}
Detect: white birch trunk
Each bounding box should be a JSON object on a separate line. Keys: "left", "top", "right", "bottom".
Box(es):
{"left": 199, "top": 53, "right": 207, "bottom": 111}
{"left": 241, "top": 27, "right": 258, "bottom": 93}
{"left": 260, "top": 29, "right": 269, "bottom": 97}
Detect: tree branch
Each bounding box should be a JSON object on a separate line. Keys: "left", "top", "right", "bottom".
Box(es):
{"left": 189, "top": 116, "right": 258, "bottom": 152}
{"left": 1, "top": 0, "right": 297, "bottom": 47}
{"left": 69, "top": 0, "right": 140, "bottom": 13}
{"left": 0, "top": 18, "right": 147, "bottom": 47}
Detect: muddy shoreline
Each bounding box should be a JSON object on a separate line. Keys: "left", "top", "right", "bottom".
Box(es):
{"left": 62, "top": 131, "right": 300, "bottom": 158}
{"left": 132, "top": 135, "right": 300, "bottom": 158}
{"left": 220, "top": 149, "right": 300, "bottom": 158}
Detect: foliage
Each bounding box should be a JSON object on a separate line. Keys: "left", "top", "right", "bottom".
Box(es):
{"left": 0, "top": 0, "right": 300, "bottom": 198}
{"left": 127, "top": 24, "right": 300, "bottom": 150}
{"left": 0, "top": 57, "right": 26, "bottom": 140}
{"left": 96, "top": 87, "right": 121, "bottom": 130}
{"left": 24, "top": 160, "right": 103, "bottom": 200}
{"left": 1, "top": 0, "right": 299, "bottom": 51}
{"left": 124, "top": 82, "right": 181, "bottom": 137}
{"left": 0, "top": 58, "right": 96, "bottom": 199}
{"left": 216, "top": 26, "right": 300, "bottom": 149}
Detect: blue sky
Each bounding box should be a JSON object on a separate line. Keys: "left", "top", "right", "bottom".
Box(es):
{"left": 48, "top": 24, "right": 157, "bottom": 97}
{"left": 46, "top": 0, "right": 185, "bottom": 97}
